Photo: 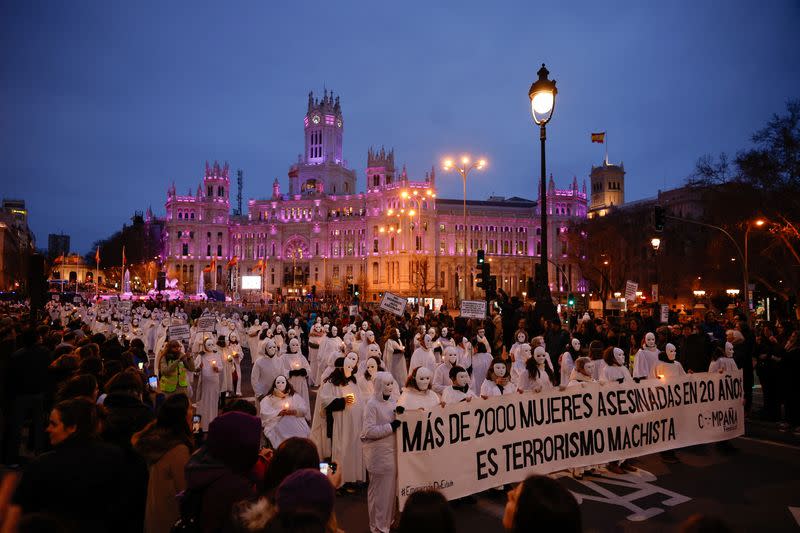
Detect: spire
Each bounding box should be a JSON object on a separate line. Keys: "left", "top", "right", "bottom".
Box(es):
{"left": 548, "top": 173, "right": 555, "bottom": 192}
{"left": 196, "top": 185, "right": 202, "bottom": 198}
{"left": 308, "top": 91, "right": 313, "bottom": 112}
{"left": 572, "top": 175, "right": 578, "bottom": 191}
{"left": 582, "top": 179, "right": 587, "bottom": 194}
{"left": 401, "top": 164, "right": 407, "bottom": 180}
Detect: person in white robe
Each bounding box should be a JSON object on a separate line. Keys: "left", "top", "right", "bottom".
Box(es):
{"left": 509, "top": 330, "right": 529, "bottom": 362}
{"left": 560, "top": 338, "right": 582, "bottom": 386}
{"left": 251, "top": 338, "right": 283, "bottom": 401}
{"left": 359, "top": 342, "right": 382, "bottom": 374}
{"left": 397, "top": 367, "right": 440, "bottom": 411}
{"left": 307, "top": 322, "right": 325, "bottom": 386}
{"left": 517, "top": 347, "right": 556, "bottom": 393}
{"left": 259, "top": 375, "right": 310, "bottom": 448}
{"left": 195, "top": 338, "right": 223, "bottom": 431}
{"left": 282, "top": 338, "right": 311, "bottom": 420}
{"left": 468, "top": 342, "right": 494, "bottom": 396}
{"left": 318, "top": 327, "right": 345, "bottom": 383}
{"left": 441, "top": 366, "right": 477, "bottom": 404}
{"left": 654, "top": 343, "right": 686, "bottom": 379}
{"left": 409, "top": 334, "right": 436, "bottom": 376}
{"left": 383, "top": 329, "right": 407, "bottom": 386}
{"left": 223, "top": 332, "right": 243, "bottom": 396}
{"left": 480, "top": 358, "right": 518, "bottom": 398}
{"left": 511, "top": 343, "right": 532, "bottom": 385}
{"left": 709, "top": 342, "right": 739, "bottom": 374}
{"left": 310, "top": 356, "right": 365, "bottom": 484}
{"left": 358, "top": 355, "right": 383, "bottom": 398}
{"left": 432, "top": 347, "right": 460, "bottom": 395}
{"left": 361, "top": 372, "right": 401, "bottom": 533}
{"left": 633, "top": 332, "right": 660, "bottom": 380}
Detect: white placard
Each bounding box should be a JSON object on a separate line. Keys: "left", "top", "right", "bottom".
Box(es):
{"left": 460, "top": 300, "right": 487, "bottom": 320}
{"left": 379, "top": 292, "right": 407, "bottom": 317}
{"left": 241, "top": 275, "right": 262, "bottom": 290}
{"left": 660, "top": 304, "right": 670, "bottom": 324}
{"left": 119, "top": 301, "right": 132, "bottom": 313}
{"left": 73, "top": 296, "right": 81, "bottom": 303}
{"left": 348, "top": 305, "right": 358, "bottom": 316}
{"left": 625, "top": 280, "right": 638, "bottom": 302}
{"left": 197, "top": 316, "right": 217, "bottom": 332}
{"left": 168, "top": 324, "right": 191, "bottom": 341}
{"left": 396, "top": 371, "right": 744, "bottom": 508}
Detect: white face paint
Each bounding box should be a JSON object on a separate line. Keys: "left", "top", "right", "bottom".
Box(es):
{"left": 424, "top": 334, "right": 432, "bottom": 345}
{"left": 288, "top": 329, "right": 297, "bottom": 339}
{"left": 493, "top": 362, "right": 507, "bottom": 378}
{"left": 331, "top": 326, "right": 338, "bottom": 337}
{"left": 415, "top": 368, "right": 432, "bottom": 390}
{"left": 613, "top": 347, "right": 625, "bottom": 366}
{"left": 289, "top": 338, "right": 300, "bottom": 353}
{"left": 368, "top": 344, "right": 381, "bottom": 358}
{"left": 518, "top": 344, "right": 532, "bottom": 363}
{"left": 382, "top": 379, "right": 395, "bottom": 397}
{"left": 456, "top": 371, "right": 470, "bottom": 387}
{"left": 533, "top": 346, "right": 547, "bottom": 365}
{"left": 204, "top": 339, "right": 217, "bottom": 353}
{"left": 265, "top": 339, "right": 278, "bottom": 357}
{"left": 361, "top": 321, "right": 368, "bottom": 331}
{"left": 645, "top": 332, "right": 656, "bottom": 348}
{"left": 343, "top": 358, "right": 356, "bottom": 377}
{"left": 571, "top": 338, "right": 581, "bottom": 351}
{"left": 666, "top": 343, "right": 677, "bottom": 361}
{"left": 275, "top": 376, "right": 287, "bottom": 392}
{"left": 725, "top": 342, "right": 734, "bottom": 358}
{"left": 366, "top": 358, "right": 378, "bottom": 375}
{"left": 517, "top": 333, "right": 526, "bottom": 343}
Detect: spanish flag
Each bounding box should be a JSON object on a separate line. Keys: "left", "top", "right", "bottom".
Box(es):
{"left": 204, "top": 257, "right": 217, "bottom": 273}
{"left": 256, "top": 258, "right": 265, "bottom": 273}
{"left": 227, "top": 256, "right": 239, "bottom": 269}
{"left": 95, "top": 246, "right": 100, "bottom": 264}
{"left": 591, "top": 132, "right": 605, "bottom": 143}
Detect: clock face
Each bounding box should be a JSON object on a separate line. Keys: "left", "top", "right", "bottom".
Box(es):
{"left": 336, "top": 119, "right": 342, "bottom": 128}
{"left": 312, "top": 115, "right": 320, "bottom": 124}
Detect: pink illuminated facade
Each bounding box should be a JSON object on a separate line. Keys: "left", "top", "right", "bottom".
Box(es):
{"left": 162, "top": 90, "right": 588, "bottom": 303}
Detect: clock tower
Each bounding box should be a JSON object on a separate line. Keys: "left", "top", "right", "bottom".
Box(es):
{"left": 304, "top": 89, "right": 343, "bottom": 166}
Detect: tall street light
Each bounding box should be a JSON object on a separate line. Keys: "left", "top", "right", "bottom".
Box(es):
{"left": 443, "top": 156, "right": 486, "bottom": 303}
{"left": 529, "top": 63, "right": 558, "bottom": 322}
{"left": 651, "top": 237, "right": 661, "bottom": 304}
{"left": 744, "top": 218, "right": 766, "bottom": 319}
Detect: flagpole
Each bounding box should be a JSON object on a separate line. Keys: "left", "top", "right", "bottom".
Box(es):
{"left": 605, "top": 130, "right": 609, "bottom": 165}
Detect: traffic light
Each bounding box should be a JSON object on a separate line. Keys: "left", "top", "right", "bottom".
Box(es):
{"left": 476, "top": 263, "right": 490, "bottom": 291}
{"left": 488, "top": 276, "right": 498, "bottom": 300}
{"left": 353, "top": 284, "right": 360, "bottom": 297}
{"left": 567, "top": 293, "right": 575, "bottom": 307}
{"left": 654, "top": 205, "right": 666, "bottom": 232}
{"left": 347, "top": 283, "right": 354, "bottom": 296}
{"left": 477, "top": 249, "right": 485, "bottom": 265}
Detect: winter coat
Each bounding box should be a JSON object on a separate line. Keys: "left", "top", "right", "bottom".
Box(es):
{"left": 132, "top": 425, "right": 192, "bottom": 533}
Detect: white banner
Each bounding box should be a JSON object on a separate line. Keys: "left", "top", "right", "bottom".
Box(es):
{"left": 196, "top": 316, "right": 216, "bottom": 332}
{"left": 460, "top": 300, "right": 487, "bottom": 320}
{"left": 380, "top": 292, "right": 407, "bottom": 317}
{"left": 396, "top": 371, "right": 744, "bottom": 508}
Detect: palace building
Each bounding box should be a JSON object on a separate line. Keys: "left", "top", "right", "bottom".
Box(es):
{"left": 162, "top": 90, "right": 588, "bottom": 306}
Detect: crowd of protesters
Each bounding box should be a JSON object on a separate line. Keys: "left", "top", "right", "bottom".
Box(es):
{"left": 0, "top": 289, "right": 791, "bottom": 532}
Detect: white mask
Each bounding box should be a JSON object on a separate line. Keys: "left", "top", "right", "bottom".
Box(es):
{"left": 345, "top": 352, "right": 358, "bottom": 367}
{"left": 361, "top": 322, "right": 368, "bottom": 331}
{"left": 666, "top": 343, "right": 677, "bottom": 361}
{"left": 229, "top": 333, "right": 238, "bottom": 343}
{"left": 331, "top": 326, "right": 338, "bottom": 337}
{"left": 517, "top": 333, "right": 526, "bottom": 343}
{"left": 275, "top": 376, "right": 287, "bottom": 392}
{"left": 613, "top": 347, "right": 625, "bottom": 366}
{"left": 289, "top": 338, "right": 300, "bottom": 354}
{"left": 571, "top": 338, "right": 581, "bottom": 351}
{"left": 204, "top": 339, "right": 217, "bottom": 353}
{"left": 645, "top": 332, "right": 656, "bottom": 348}
{"left": 344, "top": 358, "right": 356, "bottom": 377}
{"left": 725, "top": 342, "right": 734, "bottom": 358}
{"left": 368, "top": 344, "right": 381, "bottom": 358}
{"left": 441, "top": 327, "right": 448, "bottom": 337}
{"left": 264, "top": 339, "right": 278, "bottom": 357}
{"left": 366, "top": 358, "right": 378, "bottom": 375}
{"left": 533, "top": 346, "right": 547, "bottom": 366}
{"left": 424, "top": 334, "right": 433, "bottom": 345}
{"left": 518, "top": 344, "right": 532, "bottom": 363}
{"left": 367, "top": 331, "right": 375, "bottom": 342}
{"left": 415, "top": 368, "right": 432, "bottom": 391}
{"left": 493, "top": 362, "right": 507, "bottom": 378}
{"left": 382, "top": 379, "right": 395, "bottom": 398}
{"left": 456, "top": 371, "right": 470, "bottom": 387}
{"left": 288, "top": 329, "right": 297, "bottom": 339}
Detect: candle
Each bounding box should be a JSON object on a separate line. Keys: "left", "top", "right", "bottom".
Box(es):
{"left": 293, "top": 362, "right": 300, "bottom": 369}
{"left": 227, "top": 355, "right": 233, "bottom": 362}
{"left": 283, "top": 402, "right": 290, "bottom": 409}
{"left": 657, "top": 374, "right": 664, "bottom": 380}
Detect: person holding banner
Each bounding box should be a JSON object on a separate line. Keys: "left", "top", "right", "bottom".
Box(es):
{"left": 633, "top": 332, "right": 660, "bottom": 380}
{"left": 441, "top": 366, "right": 476, "bottom": 404}
{"left": 361, "top": 372, "right": 401, "bottom": 533}
{"left": 655, "top": 343, "right": 686, "bottom": 379}
{"left": 433, "top": 347, "right": 460, "bottom": 395}
{"left": 383, "top": 328, "right": 408, "bottom": 386}
{"left": 398, "top": 367, "right": 440, "bottom": 410}
{"left": 567, "top": 356, "right": 595, "bottom": 388}
{"left": 480, "top": 358, "right": 517, "bottom": 398}
{"left": 517, "top": 347, "right": 555, "bottom": 393}
{"left": 599, "top": 347, "right": 633, "bottom": 384}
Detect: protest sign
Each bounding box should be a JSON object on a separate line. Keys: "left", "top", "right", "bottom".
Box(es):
{"left": 197, "top": 316, "right": 217, "bottom": 332}
{"left": 460, "top": 300, "right": 487, "bottom": 320}
{"left": 118, "top": 301, "right": 132, "bottom": 313}
{"left": 625, "top": 280, "right": 638, "bottom": 302}
{"left": 348, "top": 305, "right": 358, "bottom": 316}
{"left": 660, "top": 304, "right": 669, "bottom": 324}
{"left": 380, "top": 292, "right": 406, "bottom": 317}
{"left": 396, "top": 371, "right": 744, "bottom": 508}
{"left": 168, "top": 324, "right": 191, "bottom": 341}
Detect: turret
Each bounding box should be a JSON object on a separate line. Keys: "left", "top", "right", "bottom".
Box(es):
{"left": 272, "top": 178, "right": 281, "bottom": 200}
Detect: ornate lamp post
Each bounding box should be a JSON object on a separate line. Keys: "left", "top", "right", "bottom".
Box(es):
{"left": 529, "top": 63, "right": 558, "bottom": 322}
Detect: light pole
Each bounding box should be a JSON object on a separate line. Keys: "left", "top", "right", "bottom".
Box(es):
{"left": 529, "top": 63, "right": 558, "bottom": 322}
{"left": 651, "top": 237, "right": 661, "bottom": 304}
{"left": 744, "top": 218, "right": 765, "bottom": 317}
{"left": 443, "top": 156, "right": 486, "bottom": 303}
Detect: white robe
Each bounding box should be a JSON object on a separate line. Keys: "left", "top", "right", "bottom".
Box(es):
{"left": 441, "top": 386, "right": 476, "bottom": 404}
{"left": 310, "top": 379, "right": 365, "bottom": 483}
{"left": 600, "top": 365, "right": 632, "bottom": 384}
{"left": 709, "top": 357, "right": 738, "bottom": 374}
{"left": 361, "top": 395, "right": 397, "bottom": 533}
{"left": 251, "top": 354, "right": 284, "bottom": 398}
{"left": 246, "top": 325, "right": 262, "bottom": 361}
{"left": 282, "top": 351, "right": 311, "bottom": 420}
{"left": 221, "top": 344, "right": 243, "bottom": 396}
{"left": 468, "top": 353, "right": 493, "bottom": 396}
{"left": 308, "top": 331, "right": 325, "bottom": 386}
{"left": 516, "top": 368, "right": 555, "bottom": 393}
{"left": 196, "top": 351, "right": 223, "bottom": 431}
{"left": 633, "top": 348, "right": 660, "bottom": 379}
{"left": 319, "top": 337, "right": 345, "bottom": 383}
{"left": 259, "top": 393, "right": 310, "bottom": 448}
{"left": 397, "top": 389, "right": 440, "bottom": 411}
{"left": 655, "top": 360, "right": 686, "bottom": 379}
{"left": 480, "top": 379, "right": 517, "bottom": 397}
{"left": 559, "top": 351, "right": 576, "bottom": 386}
{"left": 384, "top": 339, "right": 407, "bottom": 386}
{"left": 432, "top": 362, "right": 456, "bottom": 395}
{"left": 409, "top": 347, "right": 436, "bottom": 375}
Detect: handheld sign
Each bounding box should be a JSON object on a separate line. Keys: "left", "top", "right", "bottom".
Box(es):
{"left": 73, "top": 296, "right": 82, "bottom": 304}
{"left": 348, "top": 305, "right": 358, "bottom": 316}
{"left": 624, "top": 280, "right": 638, "bottom": 302}
{"left": 197, "top": 316, "right": 217, "bottom": 332}
{"left": 380, "top": 292, "right": 407, "bottom": 317}
{"left": 660, "top": 304, "right": 669, "bottom": 324}
{"left": 119, "top": 301, "right": 132, "bottom": 313}
{"left": 168, "top": 324, "right": 191, "bottom": 342}
{"left": 460, "top": 300, "right": 487, "bottom": 320}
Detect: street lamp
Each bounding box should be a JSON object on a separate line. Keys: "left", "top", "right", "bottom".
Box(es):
{"left": 650, "top": 237, "right": 661, "bottom": 251}
{"left": 651, "top": 237, "right": 661, "bottom": 303}
{"left": 529, "top": 63, "right": 558, "bottom": 322}
{"left": 744, "top": 218, "right": 766, "bottom": 318}
{"left": 443, "top": 156, "right": 486, "bottom": 302}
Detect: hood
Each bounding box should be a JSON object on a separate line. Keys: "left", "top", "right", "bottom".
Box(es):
{"left": 132, "top": 424, "right": 191, "bottom": 465}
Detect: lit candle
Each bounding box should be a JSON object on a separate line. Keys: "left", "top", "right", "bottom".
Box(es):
{"left": 283, "top": 402, "right": 290, "bottom": 409}
{"left": 657, "top": 374, "right": 664, "bottom": 380}
{"left": 293, "top": 362, "right": 300, "bottom": 369}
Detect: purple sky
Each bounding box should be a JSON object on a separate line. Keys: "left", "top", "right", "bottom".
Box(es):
{"left": 2, "top": 1, "right": 798, "bottom": 253}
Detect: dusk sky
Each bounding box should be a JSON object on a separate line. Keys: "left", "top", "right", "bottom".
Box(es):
{"left": 2, "top": 1, "right": 798, "bottom": 253}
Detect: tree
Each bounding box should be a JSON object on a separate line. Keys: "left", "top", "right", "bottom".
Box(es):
{"left": 411, "top": 258, "right": 437, "bottom": 297}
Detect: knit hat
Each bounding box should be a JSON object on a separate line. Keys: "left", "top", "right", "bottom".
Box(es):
{"left": 206, "top": 411, "right": 261, "bottom": 473}
{"left": 276, "top": 468, "right": 335, "bottom": 519}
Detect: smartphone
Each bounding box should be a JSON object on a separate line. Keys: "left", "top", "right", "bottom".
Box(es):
{"left": 319, "top": 462, "right": 329, "bottom": 476}
{"left": 148, "top": 376, "right": 158, "bottom": 391}
{"left": 138, "top": 362, "right": 144, "bottom": 370}
{"left": 192, "top": 414, "right": 201, "bottom": 433}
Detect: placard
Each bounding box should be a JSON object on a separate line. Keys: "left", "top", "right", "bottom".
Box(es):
{"left": 168, "top": 324, "right": 191, "bottom": 341}
{"left": 379, "top": 292, "right": 407, "bottom": 317}
{"left": 396, "top": 371, "right": 744, "bottom": 508}
{"left": 660, "top": 304, "right": 669, "bottom": 324}
{"left": 119, "top": 301, "right": 132, "bottom": 312}
{"left": 460, "top": 300, "right": 487, "bottom": 320}
{"left": 624, "top": 280, "right": 638, "bottom": 302}
{"left": 197, "top": 316, "right": 217, "bottom": 332}
{"left": 73, "top": 296, "right": 81, "bottom": 303}
{"left": 348, "top": 305, "right": 358, "bottom": 316}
